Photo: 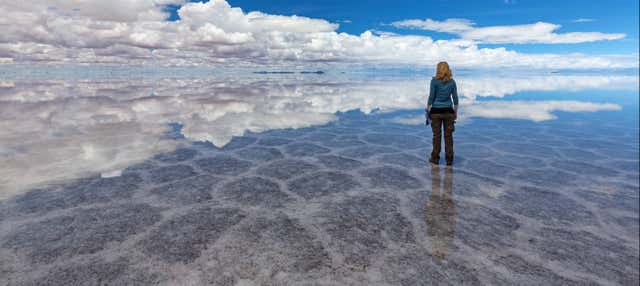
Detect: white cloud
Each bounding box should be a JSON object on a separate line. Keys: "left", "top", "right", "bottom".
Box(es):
{"left": 463, "top": 100, "right": 621, "bottom": 121}
{"left": 0, "top": 73, "right": 635, "bottom": 196}
{"left": 391, "top": 100, "right": 620, "bottom": 124}
{"left": 246, "top": 12, "right": 339, "bottom": 33}
{"left": 0, "top": 1, "right": 636, "bottom": 68}
{"left": 572, "top": 18, "right": 595, "bottom": 23}
{"left": 391, "top": 18, "right": 625, "bottom": 44}
{"left": 457, "top": 75, "right": 639, "bottom": 100}
{"left": 391, "top": 18, "right": 474, "bottom": 33}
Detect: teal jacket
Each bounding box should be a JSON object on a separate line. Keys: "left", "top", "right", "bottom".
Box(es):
{"left": 428, "top": 78, "right": 459, "bottom": 109}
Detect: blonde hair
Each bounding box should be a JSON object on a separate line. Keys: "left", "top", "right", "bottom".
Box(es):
{"left": 435, "top": 61, "right": 452, "bottom": 82}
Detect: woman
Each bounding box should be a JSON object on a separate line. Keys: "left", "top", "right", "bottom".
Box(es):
{"left": 426, "top": 62, "right": 459, "bottom": 166}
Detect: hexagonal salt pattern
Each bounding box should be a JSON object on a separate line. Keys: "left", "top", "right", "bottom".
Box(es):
{"left": 0, "top": 110, "right": 637, "bottom": 286}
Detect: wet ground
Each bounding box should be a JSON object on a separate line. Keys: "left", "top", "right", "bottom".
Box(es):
{"left": 0, "top": 72, "right": 638, "bottom": 285}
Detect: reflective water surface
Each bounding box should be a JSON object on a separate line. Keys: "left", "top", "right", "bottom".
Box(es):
{"left": 0, "top": 70, "right": 638, "bottom": 285}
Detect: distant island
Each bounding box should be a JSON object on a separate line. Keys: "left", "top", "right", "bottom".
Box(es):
{"left": 253, "top": 71, "right": 325, "bottom": 74}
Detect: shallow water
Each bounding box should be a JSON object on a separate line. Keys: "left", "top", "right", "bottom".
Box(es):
{"left": 0, "top": 70, "right": 638, "bottom": 285}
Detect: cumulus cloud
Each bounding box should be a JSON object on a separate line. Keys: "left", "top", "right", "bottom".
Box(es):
{"left": 391, "top": 100, "right": 620, "bottom": 124}
{"left": 0, "top": 73, "right": 635, "bottom": 195}
{"left": 457, "top": 75, "right": 639, "bottom": 100}
{"left": 0, "top": 0, "right": 636, "bottom": 68}
{"left": 463, "top": 100, "right": 621, "bottom": 121}
{"left": 391, "top": 18, "right": 625, "bottom": 44}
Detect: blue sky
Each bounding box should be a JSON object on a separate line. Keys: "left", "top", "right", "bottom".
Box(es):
{"left": 2, "top": 0, "right": 638, "bottom": 67}
{"left": 225, "top": 0, "right": 638, "bottom": 54}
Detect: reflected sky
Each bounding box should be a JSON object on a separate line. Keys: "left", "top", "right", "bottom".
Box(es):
{"left": 0, "top": 71, "right": 638, "bottom": 198}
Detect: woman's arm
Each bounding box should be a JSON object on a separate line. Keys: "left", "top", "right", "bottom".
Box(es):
{"left": 451, "top": 80, "right": 458, "bottom": 119}
{"left": 451, "top": 80, "right": 459, "bottom": 106}
{"left": 452, "top": 81, "right": 459, "bottom": 119}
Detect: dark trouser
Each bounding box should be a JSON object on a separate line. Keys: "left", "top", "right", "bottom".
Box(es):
{"left": 430, "top": 113, "right": 455, "bottom": 163}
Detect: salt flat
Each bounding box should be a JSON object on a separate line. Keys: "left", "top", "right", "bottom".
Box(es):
{"left": 0, "top": 72, "right": 638, "bottom": 285}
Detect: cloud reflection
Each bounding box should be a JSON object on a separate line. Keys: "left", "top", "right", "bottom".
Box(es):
{"left": 0, "top": 74, "right": 636, "bottom": 197}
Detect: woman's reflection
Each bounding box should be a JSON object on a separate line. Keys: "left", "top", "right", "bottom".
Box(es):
{"left": 425, "top": 165, "right": 456, "bottom": 261}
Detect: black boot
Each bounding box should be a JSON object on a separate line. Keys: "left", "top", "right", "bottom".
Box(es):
{"left": 445, "top": 153, "right": 454, "bottom": 166}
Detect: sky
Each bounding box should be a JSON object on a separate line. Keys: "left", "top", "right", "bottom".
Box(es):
{"left": 227, "top": 0, "right": 639, "bottom": 55}
{"left": 0, "top": 0, "right": 638, "bottom": 68}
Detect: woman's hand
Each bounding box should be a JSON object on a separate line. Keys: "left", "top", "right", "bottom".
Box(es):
{"left": 453, "top": 111, "right": 458, "bottom": 120}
